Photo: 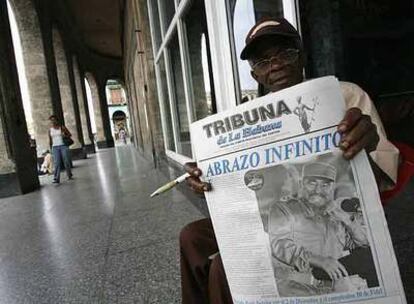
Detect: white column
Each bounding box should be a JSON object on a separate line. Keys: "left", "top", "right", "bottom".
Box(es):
{"left": 73, "top": 56, "right": 91, "bottom": 145}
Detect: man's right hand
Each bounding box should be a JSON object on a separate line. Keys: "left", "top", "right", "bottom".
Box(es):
{"left": 184, "top": 162, "right": 212, "bottom": 194}
{"left": 309, "top": 254, "right": 348, "bottom": 281}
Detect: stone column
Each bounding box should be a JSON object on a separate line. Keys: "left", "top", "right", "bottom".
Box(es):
{"left": 9, "top": 0, "right": 54, "bottom": 155}
{"left": 0, "top": 0, "right": 39, "bottom": 197}
{"left": 72, "top": 57, "right": 94, "bottom": 152}
{"left": 78, "top": 69, "right": 95, "bottom": 154}
{"left": 96, "top": 77, "right": 114, "bottom": 148}
{"left": 52, "top": 28, "right": 85, "bottom": 158}
{"left": 85, "top": 73, "right": 105, "bottom": 144}
{"left": 33, "top": 0, "right": 64, "bottom": 123}
{"left": 65, "top": 49, "right": 85, "bottom": 151}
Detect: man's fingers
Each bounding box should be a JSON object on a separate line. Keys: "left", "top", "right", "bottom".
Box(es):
{"left": 334, "top": 269, "right": 342, "bottom": 280}
{"left": 338, "top": 108, "right": 362, "bottom": 133}
{"left": 340, "top": 114, "right": 371, "bottom": 149}
{"left": 184, "top": 162, "right": 202, "bottom": 177}
{"left": 186, "top": 176, "right": 211, "bottom": 193}
{"left": 337, "top": 261, "right": 349, "bottom": 278}
{"left": 343, "top": 128, "right": 378, "bottom": 159}
{"left": 184, "top": 163, "right": 211, "bottom": 193}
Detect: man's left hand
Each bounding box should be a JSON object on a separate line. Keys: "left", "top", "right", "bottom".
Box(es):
{"left": 337, "top": 108, "right": 379, "bottom": 159}
{"left": 326, "top": 202, "right": 353, "bottom": 225}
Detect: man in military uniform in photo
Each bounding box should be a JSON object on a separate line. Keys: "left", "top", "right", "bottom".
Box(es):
{"left": 268, "top": 162, "right": 377, "bottom": 296}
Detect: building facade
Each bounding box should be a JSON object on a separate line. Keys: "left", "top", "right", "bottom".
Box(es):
{"left": 124, "top": 0, "right": 302, "bottom": 166}
{"left": 124, "top": 0, "right": 414, "bottom": 167}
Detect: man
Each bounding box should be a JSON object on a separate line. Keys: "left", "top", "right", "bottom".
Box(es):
{"left": 180, "top": 18, "right": 399, "bottom": 304}
{"left": 268, "top": 162, "right": 369, "bottom": 296}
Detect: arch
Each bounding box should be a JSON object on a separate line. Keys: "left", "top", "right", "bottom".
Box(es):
{"left": 106, "top": 79, "right": 131, "bottom": 144}
{"left": 7, "top": 0, "right": 54, "bottom": 154}
{"left": 104, "top": 75, "right": 124, "bottom": 86}
{"left": 110, "top": 109, "right": 129, "bottom": 144}
{"left": 112, "top": 110, "right": 126, "bottom": 120}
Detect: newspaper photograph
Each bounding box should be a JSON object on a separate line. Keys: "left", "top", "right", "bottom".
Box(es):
{"left": 190, "top": 76, "right": 406, "bottom": 304}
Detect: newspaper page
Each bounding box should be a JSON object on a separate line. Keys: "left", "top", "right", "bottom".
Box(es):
{"left": 190, "top": 76, "right": 406, "bottom": 304}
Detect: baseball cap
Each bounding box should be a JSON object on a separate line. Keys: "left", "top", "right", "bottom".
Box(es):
{"left": 240, "top": 17, "right": 301, "bottom": 60}
{"left": 302, "top": 162, "right": 337, "bottom": 181}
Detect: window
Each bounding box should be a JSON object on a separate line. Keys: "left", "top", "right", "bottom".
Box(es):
{"left": 184, "top": 0, "right": 217, "bottom": 120}
{"left": 148, "top": 0, "right": 298, "bottom": 162}
{"left": 228, "top": 0, "right": 286, "bottom": 102}
{"left": 148, "top": 0, "right": 216, "bottom": 162}
{"left": 158, "top": 55, "right": 175, "bottom": 151}
{"left": 167, "top": 33, "right": 192, "bottom": 157}
{"left": 148, "top": 0, "right": 162, "bottom": 51}
{"left": 158, "top": 0, "right": 175, "bottom": 32}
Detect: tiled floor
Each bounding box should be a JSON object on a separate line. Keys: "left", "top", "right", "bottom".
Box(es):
{"left": 0, "top": 146, "right": 203, "bottom": 303}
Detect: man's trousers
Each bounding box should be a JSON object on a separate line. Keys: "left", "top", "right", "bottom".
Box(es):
{"left": 179, "top": 218, "right": 233, "bottom": 304}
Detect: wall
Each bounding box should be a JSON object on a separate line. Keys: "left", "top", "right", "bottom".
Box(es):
{"left": 123, "top": 0, "right": 165, "bottom": 164}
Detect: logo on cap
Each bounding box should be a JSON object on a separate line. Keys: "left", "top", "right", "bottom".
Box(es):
{"left": 249, "top": 20, "right": 280, "bottom": 38}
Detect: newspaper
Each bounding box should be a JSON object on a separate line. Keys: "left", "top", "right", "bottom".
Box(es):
{"left": 190, "top": 77, "right": 406, "bottom": 304}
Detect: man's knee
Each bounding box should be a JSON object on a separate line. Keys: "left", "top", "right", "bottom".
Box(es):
{"left": 179, "top": 218, "right": 210, "bottom": 250}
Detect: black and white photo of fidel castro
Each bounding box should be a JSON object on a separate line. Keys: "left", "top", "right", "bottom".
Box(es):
{"left": 246, "top": 152, "right": 380, "bottom": 297}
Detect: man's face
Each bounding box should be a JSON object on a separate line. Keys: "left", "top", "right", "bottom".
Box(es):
{"left": 249, "top": 37, "right": 303, "bottom": 92}
{"left": 302, "top": 176, "right": 334, "bottom": 208}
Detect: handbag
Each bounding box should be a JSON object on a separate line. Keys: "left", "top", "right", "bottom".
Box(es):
{"left": 63, "top": 136, "right": 74, "bottom": 147}
{"left": 61, "top": 126, "right": 74, "bottom": 146}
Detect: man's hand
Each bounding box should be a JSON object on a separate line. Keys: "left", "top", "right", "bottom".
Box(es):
{"left": 337, "top": 108, "right": 379, "bottom": 159}
{"left": 326, "top": 202, "right": 353, "bottom": 225}
{"left": 184, "top": 162, "right": 212, "bottom": 194}
{"left": 309, "top": 254, "right": 348, "bottom": 281}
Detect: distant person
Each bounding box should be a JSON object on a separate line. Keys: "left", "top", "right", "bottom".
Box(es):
{"left": 119, "top": 128, "right": 127, "bottom": 144}
{"left": 48, "top": 115, "right": 73, "bottom": 184}
{"left": 40, "top": 150, "right": 53, "bottom": 175}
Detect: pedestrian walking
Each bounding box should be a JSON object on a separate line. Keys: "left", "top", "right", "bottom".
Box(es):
{"left": 48, "top": 115, "right": 73, "bottom": 184}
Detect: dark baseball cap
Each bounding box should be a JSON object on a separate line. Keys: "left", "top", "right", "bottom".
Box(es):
{"left": 240, "top": 17, "right": 301, "bottom": 60}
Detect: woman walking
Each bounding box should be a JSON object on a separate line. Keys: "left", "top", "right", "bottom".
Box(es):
{"left": 48, "top": 115, "right": 73, "bottom": 184}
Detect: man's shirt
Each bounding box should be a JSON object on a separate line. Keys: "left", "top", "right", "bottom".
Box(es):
{"left": 340, "top": 82, "right": 399, "bottom": 188}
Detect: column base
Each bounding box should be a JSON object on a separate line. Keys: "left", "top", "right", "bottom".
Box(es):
{"left": 0, "top": 172, "right": 39, "bottom": 198}
{"left": 70, "top": 147, "right": 87, "bottom": 160}
{"left": 97, "top": 139, "right": 115, "bottom": 149}
{"left": 0, "top": 173, "right": 20, "bottom": 198}
{"left": 84, "top": 144, "right": 96, "bottom": 154}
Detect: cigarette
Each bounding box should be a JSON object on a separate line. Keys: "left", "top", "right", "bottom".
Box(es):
{"left": 150, "top": 172, "right": 191, "bottom": 198}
